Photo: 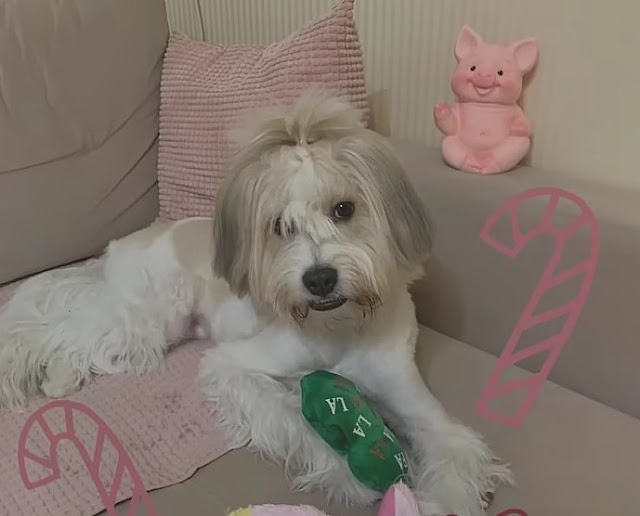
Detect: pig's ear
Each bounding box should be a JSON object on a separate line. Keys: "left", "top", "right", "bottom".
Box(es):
{"left": 455, "top": 25, "right": 483, "bottom": 62}
{"left": 510, "top": 38, "right": 539, "bottom": 74}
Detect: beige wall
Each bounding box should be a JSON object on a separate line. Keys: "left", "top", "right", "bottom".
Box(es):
{"left": 165, "top": 0, "right": 640, "bottom": 191}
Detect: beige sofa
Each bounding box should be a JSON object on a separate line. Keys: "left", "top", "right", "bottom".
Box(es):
{"left": 1, "top": 1, "right": 638, "bottom": 515}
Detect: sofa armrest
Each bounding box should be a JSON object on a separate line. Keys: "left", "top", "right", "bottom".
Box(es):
{"left": 396, "top": 139, "right": 640, "bottom": 419}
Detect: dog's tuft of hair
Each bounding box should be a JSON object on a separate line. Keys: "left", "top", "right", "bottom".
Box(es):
{"left": 229, "top": 90, "right": 366, "bottom": 150}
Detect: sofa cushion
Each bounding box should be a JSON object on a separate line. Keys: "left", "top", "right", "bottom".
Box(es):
{"left": 157, "top": 0, "right": 368, "bottom": 221}
{"left": 0, "top": 0, "right": 168, "bottom": 284}
{"left": 395, "top": 140, "right": 640, "bottom": 422}
{"left": 110, "top": 326, "right": 640, "bottom": 515}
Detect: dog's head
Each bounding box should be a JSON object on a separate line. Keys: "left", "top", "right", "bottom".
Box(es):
{"left": 213, "top": 93, "right": 431, "bottom": 327}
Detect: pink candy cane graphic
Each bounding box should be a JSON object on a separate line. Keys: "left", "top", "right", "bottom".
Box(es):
{"left": 18, "top": 400, "right": 157, "bottom": 516}
{"left": 476, "top": 187, "right": 600, "bottom": 427}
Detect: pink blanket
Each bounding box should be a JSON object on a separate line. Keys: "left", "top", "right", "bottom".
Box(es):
{"left": 0, "top": 282, "right": 232, "bottom": 516}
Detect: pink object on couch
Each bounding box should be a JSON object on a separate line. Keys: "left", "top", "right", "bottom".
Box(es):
{"left": 157, "top": 0, "right": 368, "bottom": 221}
{"left": 228, "top": 484, "right": 420, "bottom": 516}
{"left": 234, "top": 506, "right": 328, "bottom": 516}
{"left": 377, "top": 483, "right": 420, "bottom": 516}
{"left": 433, "top": 25, "right": 538, "bottom": 175}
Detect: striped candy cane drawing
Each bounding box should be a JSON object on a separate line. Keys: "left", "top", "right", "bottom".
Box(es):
{"left": 476, "top": 187, "right": 599, "bottom": 427}
{"left": 18, "top": 400, "right": 157, "bottom": 516}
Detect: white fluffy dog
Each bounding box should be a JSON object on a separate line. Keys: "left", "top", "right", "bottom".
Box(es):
{"left": 0, "top": 94, "right": 511, "bottom": 515}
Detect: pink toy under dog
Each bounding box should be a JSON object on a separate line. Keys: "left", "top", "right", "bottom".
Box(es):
{"left": 434, "top": 25, "right": 538, "bottom": 174}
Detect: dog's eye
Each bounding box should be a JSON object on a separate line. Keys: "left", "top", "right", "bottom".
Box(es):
{"left": 333, "top": 201, "right": 355, "bottom": 221}
{"left": 274, "top": 217, "right": 282, "bottom": 236}
{"left": 274, "top": 217, "right": 295, "bottom": 237}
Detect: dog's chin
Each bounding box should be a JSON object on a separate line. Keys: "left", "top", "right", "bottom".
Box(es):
{"left": 309, "top": 296, "right": 348, "bottom": 312}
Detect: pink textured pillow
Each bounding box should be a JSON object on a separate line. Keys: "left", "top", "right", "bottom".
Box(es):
{"left": 157, "top": 0, "right": 368, "bottom": 221}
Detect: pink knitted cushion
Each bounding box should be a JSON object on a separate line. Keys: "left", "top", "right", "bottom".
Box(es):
{"left": 157, "top": 0, "right": 368, "bottom": 221}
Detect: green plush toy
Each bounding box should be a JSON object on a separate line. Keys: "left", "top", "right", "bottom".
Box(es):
{"left": 300, "top": 370, "right": 410, "bottom": 492}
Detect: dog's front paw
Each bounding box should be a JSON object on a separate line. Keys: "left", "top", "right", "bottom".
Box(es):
{"left": 416, "top": 423, "right": 513, "bottom": 516}
{"left": 41, "top": 358, "right": 88, "bottom": 399}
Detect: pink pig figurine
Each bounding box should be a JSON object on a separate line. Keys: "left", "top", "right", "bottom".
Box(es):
{"left": 434, "top": 25, "right": 538, "bottom": 174}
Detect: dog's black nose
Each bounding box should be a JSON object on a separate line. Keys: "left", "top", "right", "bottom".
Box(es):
{"left": 302, "top": 266, "right": 338, "bottom": 297}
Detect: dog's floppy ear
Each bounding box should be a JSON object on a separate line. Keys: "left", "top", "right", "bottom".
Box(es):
{"left": 378, "top": 147, "right": 432, "bottom": 277}
{"left": 383, "top": 156, "right": 433, "bottom": 271}
{"left": 339, "top": 132, "right": 432, "bottom": 277}
{"left": 212, "top": 166, "right": 257, "bottom": 296}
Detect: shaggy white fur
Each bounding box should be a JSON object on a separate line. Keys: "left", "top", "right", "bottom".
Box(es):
{"left": 0, "top": 94, "right": 512, "bottom": 516}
